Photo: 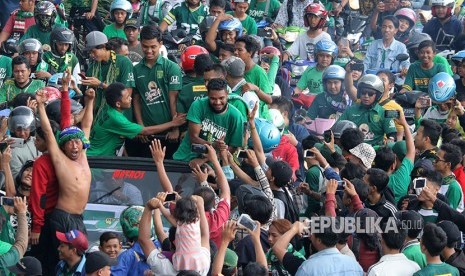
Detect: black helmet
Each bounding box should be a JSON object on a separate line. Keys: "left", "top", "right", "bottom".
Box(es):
{"left": 50, "top": 27, "right": 75, "bottom": 55}
{"left": 18, "top": 38, "right": 43, "bottom": 61}
{"left": 1, "top": 39, "right": 18, "bottom": 57}
{"left": 45, "top": 99, "right": 83, "bottom": 125}
{"left": 34, "top": 1, "right": 57, "bottom": 32}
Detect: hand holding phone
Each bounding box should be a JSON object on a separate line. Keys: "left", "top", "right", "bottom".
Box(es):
{"left": 0, "top": 196, "right": 14, "bottom": 206}
{"left": 237, "top": 150, "right": 248, "bottom": 159}
{"left": 324, "top": 130, "right": 332, "bottom": 143}
{"left": 237, "top": 214, "right": 257, "bottom": 232}
{"left": 165, "top": 193, "right": 176, "bottom": 202}
{"left": 78, "top": 72, "right": 87, "bottom": 80}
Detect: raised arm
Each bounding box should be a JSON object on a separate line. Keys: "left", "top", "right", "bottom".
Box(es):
{"left": 153, "top": 208, "right": 167, "bottom": 245}
{"left": 248, "top": 103, "right": 266, "bottom": 166}
{"left": 194, "top": 195, "right": 210, "bottom": 250}
{"left": 344, "top": 64, "right": 358, "bottom": 101}
{"left": 212, "top": 221, "right": 237, "bottom": 276}
{"left": 247, "top": 221, "right": 268, "bottom": 270}
{"left": 36, "top": 90, "right": 60, "bottom": 157}
{"left": 1, "top": 147, "right": 15, "bottom": 197}
{"left": 398, "top": 113, "right": 415, "bottom": 162}
{"left": 205, "top": 144, "right": 230, "bottom": 201}
{"left": 139, "top": 198, "right": 160, "bottom": 258}
{"left": 81, "top": 88, "right": 95, "bottom": 138}
{"left": 272, "top": 221, "right": 303, "bottom": 262}
{"left": 150, "top": 139, "right": 174, "bottom": 192}
{"left": 60, "top": 69, "right": 72, "bottom": 129}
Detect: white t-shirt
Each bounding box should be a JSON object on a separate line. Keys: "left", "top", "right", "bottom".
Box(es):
{"left": 287, "top": 31, "right": 332, "bottom": 61}
{"left": 367, "top": 253, "right": 420, "bottom": 276}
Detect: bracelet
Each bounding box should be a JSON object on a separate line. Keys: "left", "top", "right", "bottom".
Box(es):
{"left": 98, "top": 82, "right": 105, "bottom": 89}
{"left": 250, "top": 126, "right": 256, "bottom": 130}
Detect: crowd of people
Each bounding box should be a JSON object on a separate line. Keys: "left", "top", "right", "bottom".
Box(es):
{"left": 0, "top": 0, "right": 465, "bottom": 275}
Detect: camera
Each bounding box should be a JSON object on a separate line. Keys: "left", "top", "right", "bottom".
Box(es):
{"left": 191, "top": 144, "right": 208, "bottom": 154}
{"left": 413, "top": 177, "right": 426, "bottom": 196}
{"left": 303, "top": 150, "right": 315, "bottom": 158}
{"left": 336, "top": 180, "right": 346, "bottom": 192}
{"left": 324, "top": 130, "right": 332, "bottom": 143}
{"left": 237, "top": 214, "right": 257, "bottom": 231}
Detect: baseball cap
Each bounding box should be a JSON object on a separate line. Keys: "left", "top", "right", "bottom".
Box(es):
{"left": 349, "top": 143, "right": 376, "bottom": 169}
{"left": 85, "top": 251, "right": 117, "bottom": 273}
{"left": 124, "top": 18, "right": 139, "bottom": 30}
{"left": 224, "top": 248, "right": 238, "bottom": 268}
{"left": 221, "top": 56, "right": 245, "bottom": 78}
{"left": 7, "top": 257, "right": 42, "bottom": 276}
{"left": 84, "top": 31, "right": 108, "bottom": 51}
{"left": 389, "top": 141, "right": 407, "bottom": 161}
{"left": 232, "top": 0, "right": 250, "bottom": 3}
{"left": 437, "top": 220, "right": 461, "bottom": 246}
{"left": 56, "top": 230, "right": 89, "bottom": 252}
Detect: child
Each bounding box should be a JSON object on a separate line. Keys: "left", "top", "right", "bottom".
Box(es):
{"left": 104, "top": 0, "right": 133, "bottom": 39}
{"left": 227, "top": 0, "right": 257, "bottom": 35}
{"left": 99, "top": 231, "right": 122, "bottom": 259}
{"left": 402, "top": 40, "right": 447, "bottom": 93}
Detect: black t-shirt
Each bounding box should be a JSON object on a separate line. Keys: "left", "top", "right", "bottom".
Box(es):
{"left": 235, "top": 229, "right": 270, "bottom": 269}
{"left": 283, "top": 251, "right": 306, "bottom": 275}
{"left": 455, "top": 79, "right": 465, "bottom": 99}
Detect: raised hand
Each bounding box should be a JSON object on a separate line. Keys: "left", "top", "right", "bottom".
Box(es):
{"left": 150, "top": 139, "right": 166, "bottom": 164}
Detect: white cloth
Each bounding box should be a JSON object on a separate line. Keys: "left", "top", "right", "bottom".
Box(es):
{"left": 287, "top": 31, "right": 331, "bottom": 61}
{"left": 367, "top": 253, "right": 420, "bottom": 276}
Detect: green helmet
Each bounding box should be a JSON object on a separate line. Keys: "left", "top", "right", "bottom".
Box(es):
{"left": 120, "top": 205, "right": 144, "bottom": 240}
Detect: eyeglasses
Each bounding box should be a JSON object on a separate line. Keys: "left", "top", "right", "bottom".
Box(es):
{"left": 360, "top": 90, "right": 376, "bottom": 97}
{"left": 433, "top": 156, "right": 447, "bottom": 163}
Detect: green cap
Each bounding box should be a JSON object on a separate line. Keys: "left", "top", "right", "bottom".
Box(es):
{"left": 389, "top": 141, "right": 407, "bottom": 161}
{"left": 224, "top": 248, "right": 238, "bottom": 268}
{"left": 315, "top": 143, "right": 342, "bottom": 166}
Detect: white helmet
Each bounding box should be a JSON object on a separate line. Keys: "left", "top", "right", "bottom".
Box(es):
{"left": 242, "top": 91, "right": 260, "bottom": 118}
{"left": 431, "top": 0, "right": 454, "bottom": 7}
{"left": 269, "top": 109, "right": 285, "bottom": 130}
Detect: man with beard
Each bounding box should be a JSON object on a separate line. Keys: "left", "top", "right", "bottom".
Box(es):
{"left": 173, "top": 78, "right": 245, "bottom": 163}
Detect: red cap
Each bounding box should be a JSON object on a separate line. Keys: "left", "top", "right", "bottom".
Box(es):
{"left": 56, "top": 230, "right": 89, "bottom": 252}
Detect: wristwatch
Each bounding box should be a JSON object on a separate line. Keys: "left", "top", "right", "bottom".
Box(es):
{"left": 99, "top": 81, "right": 105, "bottom": 89}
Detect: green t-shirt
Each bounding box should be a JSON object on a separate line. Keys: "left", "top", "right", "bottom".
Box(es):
{"left": 88, "top": 105, "right": 143, "bottom": 156}
{"left": 43, "top": 52, "right": 80, "bottom": 75}
{"left": 0, "top": 79, "right": 45, "bottom": 104}
{"left": 297, "top": 66, "right": 325, "bottom": 95}
{"left": 441, "top": 175, "right": 464, "bottom": 211}
{"left": 20, "top": 24, "right": 64, "bottom": 45}
{"left": 388, "top": 158, "right": 414, "bottom": 204}
{"left": 413, "top": 263, "right": 460, "bottom": 276}
{"left": 0, "top": 207, "right": 14, "bottom": 245}
{"left": 103, "top": 23, "right": 127, "bottom": 39}
{"left": 244, "top": 64, "right": 272, "bottom": 120}
{"left": 0, "top": 56, "right": 12, "bottom": 89}
{"left": 227, "top": 12, "right": 258, "bottom": 35}
{"left": 338, "top": 103, "right": 397, "bottom": 146}
{"left": 164, "top": 2, "right": 209, "bottom": 35}
{"left": 403, "top": 62, "right": 447, "bottom": 93}
{"left": 434, "top": 55, "right": 453, "bottom": 76}
{"left": 0, "top": 245, "right": 19, "bottom": 276}
{"left": 307, "top": 92, "right": 346, "bottom": 119}
{"left": 402, "top": 242, "right": 427, "bottom": 269}
{"left": 183, "top": 74, "right": 197, "bottom": 86}
{"left": 173, "top": 98, "right": 245, "bottom": 162}
{"left": 177, "top": 77, "right": 207, "bottom": 113}
{"left": 133, "top": 55, "right": 183, "bottom": 126}
{"left": 86, "top": 52, "right": 135, "bottom": 115}
{"left": 227, "top": 94, "right": 249, "bottom": 121}
{"left": 305, "top": 165, "right": 324, "bottom": 216}
{"left": 247, "top": 0, "right": 281, "bottom": 21}
{"left": 266, "top": 244, "right": 305, "bottom": 275}
{"left": 418, "top": 208, "right": 438, "bottom": 224}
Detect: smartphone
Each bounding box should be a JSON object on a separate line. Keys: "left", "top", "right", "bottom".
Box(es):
{"left": 165, "top": 193, "right": 176, "bottom": 202}
{"left": 207, "top": 175, "right": 217, "bottom": 184}
{"left": 237, "top": 213, "right": 257, "bottom": 231}
{"left": 0, "top": 142, "right": 7, "bottom": 152}
{"left": 9, "top": 137, "right": 24, "bottom": 148}
{"left": 260, "top": 55, "right": 271, "bottom": 64}
{"left": 420, "top": 97, "right": 432, "bottom": 108}
{"left": 237, "top": 150, "right": 248, "bottom": 159}
{"left": 191, "top": 144, "right": 208, "bottom": 154}
{"left": 324, "top": 130, "right": 332, "bottom": 143}
{"left": 303, "top": 150, "right": 315, "bottom": 158}
{"left": 78, "top": 72, "right": 87, "bottom": 80}
{"left": 385, "top": 110, "right": 400, "bottom": 119}
{"left": 0, "top": 196, "right": 14, "bottom": 206}
{"left": 413, "top": 177, "right": 426, "bottom": 196}
{"left": 336, "top": 180, "right": 346, "bottom": 192}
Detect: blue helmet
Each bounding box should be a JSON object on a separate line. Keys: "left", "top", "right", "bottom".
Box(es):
{"left": 322, "top": 65, "right": 346, "bottom": 82}
{"left": 451, "top": 50, "right": 465, "bottom": 65}
{"left": 218, "top": 18, "right": 243, "bottom": 38}
{"left": 428, "top": 72, "right": 456, "bottom": 103}
{"left": 248, "top": 118, "right": 281, "bottom": 153}
{"left": 315, "top": 39, "right": 338, "bottom": 58}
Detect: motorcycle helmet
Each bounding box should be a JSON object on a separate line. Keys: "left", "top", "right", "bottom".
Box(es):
{"left": 331, "top": 120, "right": 357, "bottom": 139}
{"left": 48, "top": 73, "right": 64, "bottom": 88}
{"left": 248, "top": 118, "right": 281, "bottom": 152}
{"left": 357, "top": 74, "right": 384, "bottom": 102}
{"left": 46, "top": 99, "right": 83, "bottom": 125}
{"left": 315, "top": 39, "right": 338, "bottom": 58}
{"left": 322, "top": 65, "right": 346, "bottom": 82}
{"left": 428, "top": 72, "right": 456, "bottom": 103}
{"left": 50, "top": 27, "right": 75, "bottom": 55}
{"left": 181, "top": 45, "right": 209, "bottom": 72}
{"left": 218, "top": 18, "right": 243, "bottom": 38}
{"left": 8, "top": 106, "right": 36, "bottom": 133}
{"left": 242, "top": 91, "right": 260, "bottom": 117}
{"left": 18, "top": 39, "right": 43, "bottom": 61}
{"left": 260, "top": 46, "right": 281, "bottom": 57}
{"left": 110, "top": 0, "right": 133, "bottom": 21}
{"left": 451, "top": 50, "right": 465, "bottom": 65}
{"left": 269, "top": 109, "right": 285, "bottom": 130}
{"left": 199, "top": 16, "right": 217, "bottom": 37}
{"left": 1, "top": 39, "right": 18, "bottom": 57}
{"left": 120, "top": 205, "right": 144, "bottom": 241}
{"left": 34, "top": 1, "right": 57, "bottom": 32}
{"left": 431, "top": 0, "right": 454, "bottom": 17}
{"left": 44, "top": 87, "right": 62, "bottom": 103}
{"left": 304, "top": 3, "right": 328, "bottom": 29}
{"left": 394, "top": 8, "right": 416, "bottom": 28}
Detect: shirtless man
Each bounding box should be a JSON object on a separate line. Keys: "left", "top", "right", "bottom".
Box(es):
{"left": 35, "top": 70, "right": 94, "bottom": 273}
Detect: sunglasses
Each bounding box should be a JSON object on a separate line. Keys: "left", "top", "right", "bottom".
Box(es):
{"left": 360, "top": 90, "right": 376, "bottom": 97}
{"left": 433, "top": 156, "right": 447, "bottom": 163}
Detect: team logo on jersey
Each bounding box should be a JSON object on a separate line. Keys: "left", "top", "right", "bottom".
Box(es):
{"left": 170, "top": 75, "right": 180, "bottom": 85}
{"left": 146, "top": 81, "right": 162, "bottom": 102}
{"left": 157, "top": 71, "right": 164, "bottom": 79}
{"left": 127, "top": 72, "right": 135, "bottom": 82}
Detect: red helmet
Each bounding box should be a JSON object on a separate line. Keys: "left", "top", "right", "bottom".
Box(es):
{"left": 260, "top": 46, "right": 281, "bottom": 57}
{"left": 304, "top": 3, "right": 328, "bottom": 29}
{"left": 181, "top": 45, "right": 209, "bottom": 72}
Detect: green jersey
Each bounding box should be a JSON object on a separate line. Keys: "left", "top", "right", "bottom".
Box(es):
{"left": 307, "top": 92, "right": 347, "bottom": 119}
{"left": 403, "top": 62, "right": 447, "bottom": 93}
{"left": 440, "top": 175, "right": 464, "bottom": 211}
{"left": 338, "top": 103, "right": 397, "bottom": 146}
{"left": 0, "top": 56, "right": 12, "bottom": 89}
{"left": 163, "top": 2, "right": 208, "bottom": 35}
{"left": 183, "top": 74, "right": 197, "bottom": 86}
{"left": 413, "top": 263, "right": 460, "bottom": 276}
{"left": 418, "top": 208, "right": 438, "bottom": 224}
{"left": 43, "top": 52, "right": 80, "bottom": 75}
{"left": 88, "top": 105, "right": 143, "bottom": 156}
{"left": 388, "top": 158, "right": 414, "bottom": 204}
{"left": 266, "top": 244, "right": 305, "bottom": 275}
{"left": 173, "top": 98, "right": 245, "bottom": 162}
{"left": 86, "top": 52, "right": 135, "bottom": 115}
{"left": 227, "top": 12, "right": 258, "bottom": 35}
{"left": 20, "top": 24, "right": 64, "bottom": 45}
{"left": 177, "top": 77, "right": 207, "bottom": 113}
{"left": 69, "top": 0, "right": 92, "bottom": 8}
{"left": 0, "top": 207, "right": 14, "bottom": 245}
{"left": 244, "top": 64, "right": 272, "bottom": 120}
{"left": 297, "top": 66, "right": 325, "bottom": 95}
{"left": 402, "top": 241, "right": 427, "bottom": 269}
{"left": 227, "top": 94, "right": 249, "bottom": 121}
{"left": 434, "top": 55, "right": 453, "bottom": 76}
{"left": 103, "top": 23, "right": 127, "bottom": 39}
{"left": 0, "top": 79, "right": 45, "bottom": 104}
{"left": 247, "top": 0, "right": 281, "bottom": 21}
{"left": 305, "top": 164, "right": 324, "bottom": 216}
{"left": 133, "top": 55, "right": 183, "bottom": 126}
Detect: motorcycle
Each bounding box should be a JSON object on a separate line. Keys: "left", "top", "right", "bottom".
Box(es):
{"left": 162, "top": 29, "right": 198, "bottom": 64}
{"left": 341, "top": 0, "right": 369, "bottom": 47}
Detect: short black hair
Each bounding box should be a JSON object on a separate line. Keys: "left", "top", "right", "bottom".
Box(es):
{"left": 302, "top": 134, "right": 320, "bottom": 150}
{"left": 340, "top": 162, "right": 366, "bottom": 180}
{"left": 194, "top": 54, "right": 214, "bottom": 76}
{"left": 243, "top": 195, "right": 273, "bottom": 224}
{"left": 421, "top": 223, "right": 447, "bottom": 256}
{"left": 340, "top": 128, "right": 364, "bottom": 151}
{"left": 204, "top": 63, "right": 227, "bottom": 78}
{"left": 383, "top": 15, "right": 399, "bottom": 29}
{"left": 36, "top": 120, "right": 59, "bottom": 140}
{"left": 271, "top": 96, "right": 293, "bottom": 119}
{"left": 243, "top": 263, "right": 267, "bottom": 276}
{"left": 220, "top": 43, "right": 235, "bottom": 53}
{"left": 418, "top": 40, "right": 436, "bottom": 53}
{"left": 177, "top": 271, "right": 201, "bottom": 276}
{"left": 99, "top": 231, "right": 121, "bottom": 247}
{"left": 105, "top": 82, "right": 127, "bottom": 108}
{"left": 395, "top": 210, "right": 424, "bottom": 239}
{"left": 440, "top": 143, "right": 463, "bottom": 169}
{"left": 206, "top": 78, "right": 228, "bottom": 93}
{"left": 366, "top": 168, "right": 389, "bottom": 193}
{"left": 140, "top": 25, "right": 163, "bottom": 42}
{"left": 12, "top": 55, "right": 30, "bottom": 69}
{"left": 425, "top": 170, "right": 443, "bottom": 188}
{"left": 374, "top": 146, "right": 396, "bottom": 172}
{"left": 420, "top": 119, "right": 442, "bottom": 146}
{"left": 173, "top": 196, "right": 198, "bottom": 224}
{"left": 193, "top": 186, "right": 216, "bottom": 211}
{"left": 210, "top": 0, "right": 226, "bottom": 9}
{"left": 351, "top": 178, "right": 370, "bottom": 202}
{"left": 377, "top": 69, "right": 395, "bottom": 85}
{"left": 449, "top": 138, "right": 465, "bottom": 156}
{"left": 107, "top": 37, "right": 129, "bottom": 53}
{"left": 381, "top": 220, "right": 406, "bottom": 250}
{"left": 313, "top": 217, "right": 339, "bottom": 247}
{"left": 11, "top": 92, "right": 35, "bottom": 108}
{"left": 235, "top": 35, "right": 260, "bottom": 56}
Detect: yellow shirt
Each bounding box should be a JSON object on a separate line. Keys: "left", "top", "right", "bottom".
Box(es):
{"left": 380, "top": 97, "right": 405, "bottom": 132}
